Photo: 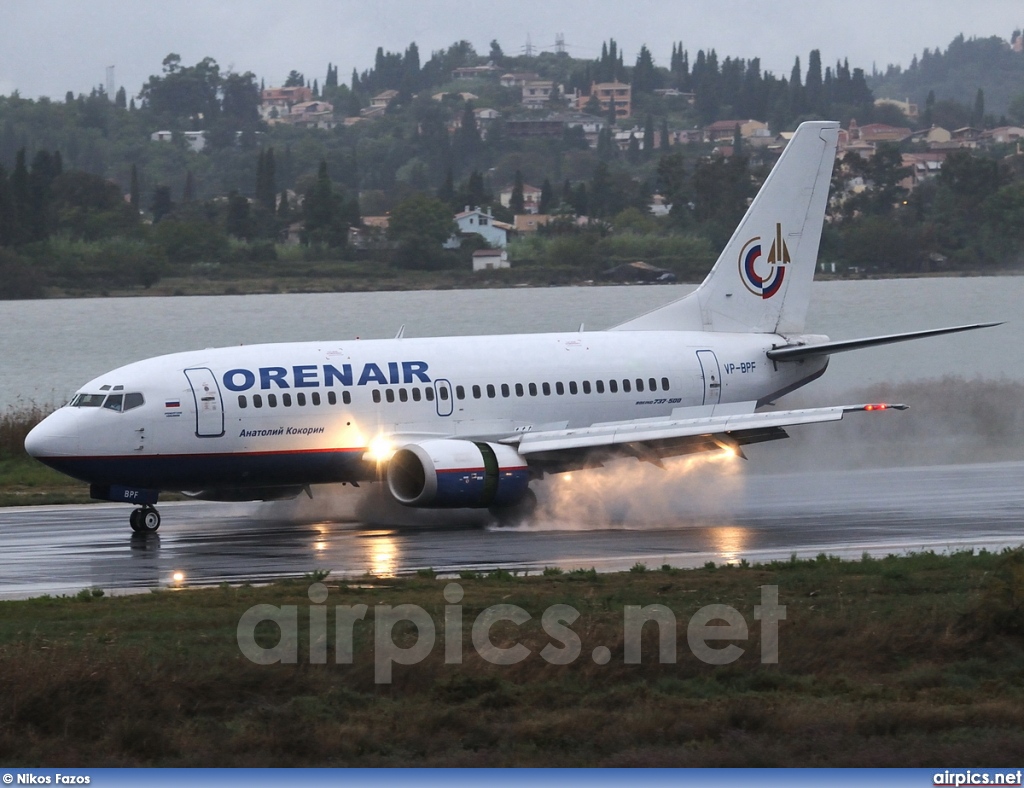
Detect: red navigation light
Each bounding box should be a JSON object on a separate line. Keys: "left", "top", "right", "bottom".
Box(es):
{"left": 864, "top": 404, "right": 888, "bottom": 411}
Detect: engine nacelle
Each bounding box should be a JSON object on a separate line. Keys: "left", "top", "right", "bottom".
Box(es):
{"left": 386, "top": 439, "right": 530, "bottom": 508}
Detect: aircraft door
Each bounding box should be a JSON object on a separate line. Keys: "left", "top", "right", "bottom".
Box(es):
{"left": 696, "top": 350, "right": 722, "bottom": 406}
{"left": 184, "top": 367, "right": 225, "bottom": 437}
{"left": 434, "top": 379, "right": 454, "bottom": 417}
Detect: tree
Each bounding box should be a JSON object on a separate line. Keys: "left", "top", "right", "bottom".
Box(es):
{"left": 256, "top": 148, "right": 277, "bottom": 212}
{"left": 387, "top": 194, "right": 456, "bottom": 269}
{"left": 284, "top": 70, "right": 304, "bottom": 87}
{"left": 182, "top": 170, "right": 195, "bottom": 203}
{"left": 150, "top": 185, "right": 174, "bottom": 224}
{"left": 972, "top": 88, "right": 985, "bottom": 127}
{"left": 643, "top": 114, "right": 655, "bottom": 160}
{"left": 225, "top": 191, "right": 253, "bottom": 239}
{"left": 509, "top": 170, "right": 525, "bottom": 214}
{"left": 303, "top": 160, "right": 349, "bottom": 248}
{"left": 539, "top": 178, "right": 554, "bottom": 215}
{"left": 129, "top": 164, "right": 140, "bottom": 212}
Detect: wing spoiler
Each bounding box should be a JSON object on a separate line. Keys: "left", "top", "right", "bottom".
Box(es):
{"left": 766, "top": 322, "right": 1001, "bottom": 362}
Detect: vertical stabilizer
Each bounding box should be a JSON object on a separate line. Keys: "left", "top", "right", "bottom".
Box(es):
{"left": 612, "top": 121, "right": 840, "bottom": 334}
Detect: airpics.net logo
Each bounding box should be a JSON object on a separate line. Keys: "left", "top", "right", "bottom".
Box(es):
{"left": 236, "top": 582, "right": 786, "bottom": 683}
{"left": 934, "top": 771, "right": 1024, "bottom": 786}
{"left": 738, "top": 222, "right": 791, "bottom": 299}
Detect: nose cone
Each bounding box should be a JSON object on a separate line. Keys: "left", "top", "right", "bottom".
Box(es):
{"left": 25, "top": 410, "right": 81, "bottom": 460}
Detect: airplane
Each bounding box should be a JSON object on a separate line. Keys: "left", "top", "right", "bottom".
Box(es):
{"left": 25, "top": 121, "right": 997, "bottom": 534}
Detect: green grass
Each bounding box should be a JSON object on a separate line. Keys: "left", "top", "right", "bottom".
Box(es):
{"left": 0, "top": 549, "right": 1023, "bottom": 766}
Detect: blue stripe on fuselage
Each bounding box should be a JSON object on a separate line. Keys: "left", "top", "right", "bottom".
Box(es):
{"left": 40, "top": 449, "right": 370, "bottom": 491}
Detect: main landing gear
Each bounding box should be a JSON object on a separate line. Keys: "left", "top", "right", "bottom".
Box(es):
{"left": 129, "top": 505, "right": 161, "bottom": 534}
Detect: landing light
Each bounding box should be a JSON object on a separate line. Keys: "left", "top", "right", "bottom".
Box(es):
{"left": 367, "top": 435, "right": 395, "bottom": 463}
{"left": 171, "top": 571, "right": 185, "bottom": 584}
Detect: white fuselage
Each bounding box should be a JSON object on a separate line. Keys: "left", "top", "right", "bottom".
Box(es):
{"left": 26, "top": 329, "right": 828, "bottom": 493}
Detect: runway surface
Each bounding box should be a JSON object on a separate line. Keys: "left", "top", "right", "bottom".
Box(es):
{"left": 1, "top": 461, "right": 1022, "bottom": 599}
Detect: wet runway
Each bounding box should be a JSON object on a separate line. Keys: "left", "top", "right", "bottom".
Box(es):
{"left": 1, "top": 461, "right": 1022, "bottom": 599}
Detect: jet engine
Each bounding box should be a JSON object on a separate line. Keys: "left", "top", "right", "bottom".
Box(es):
{"left": 386, "top": 439, "right": 530, "bottom": 508}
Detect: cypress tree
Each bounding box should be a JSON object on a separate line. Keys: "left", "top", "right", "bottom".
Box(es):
{"left": 130, "top": 164, "right": 140, "bottom": 212}
{"left": 643, "top": 114, "right": 655, "bottom": 159}
{"left": 183, "top": 170, "right": 195, "bottom": 203}
{"left": 510, "top": 170, "right": 525, "bottom": 214}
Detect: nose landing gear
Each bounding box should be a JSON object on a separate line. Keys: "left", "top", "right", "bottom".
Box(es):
{"left": 129, "top": 505, "right": 161, "bottom": 534}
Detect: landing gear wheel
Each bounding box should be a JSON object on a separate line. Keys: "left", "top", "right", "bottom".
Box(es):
{"left": 133, "top": 505, "right": 161, "bottom": 533}
{"left": 490, "top": 488, "right": 538, "bottom": 528}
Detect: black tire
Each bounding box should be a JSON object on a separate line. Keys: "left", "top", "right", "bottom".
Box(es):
{"left": 140, "top": 506, "right": 161, "bottom": 533}
{"left": 490, "top": 487, "right": 538, "bottom": 528}
{"left": 129, "top": 508, "right": 143, "bottom": 533}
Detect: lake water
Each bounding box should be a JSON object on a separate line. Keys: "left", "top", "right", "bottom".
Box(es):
{"left": 0, "top": 277, "right": 1016, "bottom": 410}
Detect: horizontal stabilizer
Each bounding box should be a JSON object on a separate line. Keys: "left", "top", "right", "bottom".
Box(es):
{"left": 767, "top": 322, "right": 1002, "bottom": 361}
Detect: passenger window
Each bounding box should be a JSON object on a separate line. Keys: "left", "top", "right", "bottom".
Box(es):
{"left": 283, "top": 393, "right": 292, "bottom": 407}
{"left": 253, "top": 394, "right": 263, "bottom": 408}
{"left": 238, "top": 395, "right": 247, "bottom": 409}
{"left": 661, "top": 377, "right": 670, "bottom": 391}
{"left": 399, "top": 388, "right": 408, "bottom": 402}
{"left": 596, "top": 380, "right": 605, "bottom": 394}
{"left": 328, "top": 391, "right": 337, "bottom": 405}
{"left": 609, "top": 380, "right": 618, "bottom": 393}
{"left": 555, "top": 382, "right": 564, "bottom": 395}
{"left": 623, "top": 380, "right": 631, "bottom": 393}
{"left": 412, "top": 388, "right": 421, "bottom": 402}
{"left": 426, "top": 388, "right": 436, "bottom": 402}
{"left": 372, "top": 390, "right": 381, "bottom": 404}
{"left": 312, "top": 392, "right": 321, "bottom": 406}
{"left": 268, "top": 394, "right": 278, "bottom": 407}
{"left": 103, "top": 394, "right": 124, "bottom": 412}
{"left": 342, "top": 391, "right": 351, "bottom": 405}
{"left": 583, "top": 381, "right": 591, "bottom": 394}
{"left": 542, "top": 383, "right": 551, "bottom": 396}
{"left": 124, "top": 393, "right": 145, "bottom": 411}
{"left": 486, "top": 384, "right": 496, "bottom": 398}
{"left": 472, "top": 385, "right": 481, "bottom": 399}
{"left": 529, "top": 383, "right": 538, "bottom": 396}
{"left": 438, "top": 387, "right": 448, "bottom": 401}
{"left": 515, "top": 383, "right": 524, "bottom": 397}
{"left": 501, "top": 384, "right": 510, "bottom": 397}
{"left": 386, "top": 390, "right": 395, "bottom": 403}
{"left": 649, "top": 378, "right": 657, "bottom": 391}
{"left": 636, "top": 379, "right": 644, "bottom": 392}
{"left": 297, "top": 393, "right": 306, "bottom": 406}
{"left": 456, "top": 386, "right": 465, "bottom": 400}
{"left": 569, "top": 381, "right": 578, "bottom": 395}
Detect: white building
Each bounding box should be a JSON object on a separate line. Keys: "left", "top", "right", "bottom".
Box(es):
{"left": 150, "top": 130, "right": 207, "bottom": 152}
{"left": 445, "top": 207, "right": 510, "bottom": 249}
{"left": 472, "top": 249, "right": 510, "bottom": 271}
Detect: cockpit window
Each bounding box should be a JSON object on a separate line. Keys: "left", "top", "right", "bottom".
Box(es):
{"left": 70, "top": 392, "right": 144, "bottom": 410}
{"left": 123, "top": 393, "right": 144, "bottom": 411}
{"left": 71, "top": 393, "right": 106, "bottom": 407}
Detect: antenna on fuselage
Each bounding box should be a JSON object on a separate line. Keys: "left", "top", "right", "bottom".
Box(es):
{"left": 395, "top": 325, "right": 405, "bottom": 339}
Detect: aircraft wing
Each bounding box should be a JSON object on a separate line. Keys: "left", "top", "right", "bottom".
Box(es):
{"left": 501, "top": 401, "right": 906, "bottom": 473}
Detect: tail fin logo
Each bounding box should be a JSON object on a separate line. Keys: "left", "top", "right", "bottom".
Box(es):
{"left": 738, "top": 223, "right": 791, "bottom": 299}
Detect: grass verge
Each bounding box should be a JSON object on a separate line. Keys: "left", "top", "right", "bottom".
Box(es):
{"left": 0, "top": 549, "right": 1023, "bottom": 766}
